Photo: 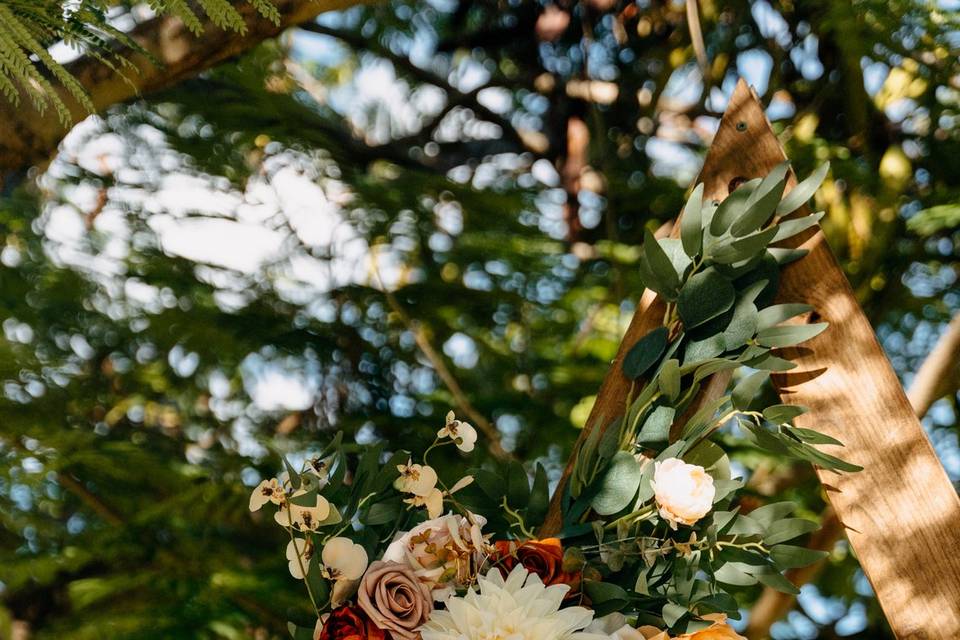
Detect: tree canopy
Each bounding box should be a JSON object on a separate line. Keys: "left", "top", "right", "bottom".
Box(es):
{"left": 0, "top": 1, "right": 958, "bottom": 639}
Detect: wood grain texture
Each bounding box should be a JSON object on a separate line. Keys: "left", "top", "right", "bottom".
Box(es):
{"left": 541, "top": 79, "right": 960, "bottom": 638}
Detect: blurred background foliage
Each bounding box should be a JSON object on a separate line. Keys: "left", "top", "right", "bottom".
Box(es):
{"left": 0, "top": 0, "right": 959, "bottom": 639}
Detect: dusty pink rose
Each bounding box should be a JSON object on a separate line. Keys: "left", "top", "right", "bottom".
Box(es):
{"left": 357, "top": 560, "right": 433, "bottom": 640}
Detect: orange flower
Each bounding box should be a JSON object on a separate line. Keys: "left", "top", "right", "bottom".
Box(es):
{"left": 492, "top": 538, "right": 581, "bottom": 595}
{"left": 675, "top": 615, "right": 746, "bottom": 640}
{"left": 637, "top": 614, "right": 746, "bottom": 640}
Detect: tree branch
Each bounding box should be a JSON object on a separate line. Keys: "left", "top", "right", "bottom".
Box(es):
{"left": 382, "top": 289, "right": 514, "bottom": 462}
{"left": 0, "top": 0, "right": 366, "bottom": 181}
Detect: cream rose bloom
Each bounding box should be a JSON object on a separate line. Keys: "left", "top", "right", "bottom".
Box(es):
{"left": 651, "top": 458, "right": 715, "bottom": 529}
{"left": 382, "top": 513, "right": 489, "bottom": 600}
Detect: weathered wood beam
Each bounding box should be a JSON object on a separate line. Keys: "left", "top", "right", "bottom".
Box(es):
{"left": 541, "top": 79, "right": 960, "bottom": 638}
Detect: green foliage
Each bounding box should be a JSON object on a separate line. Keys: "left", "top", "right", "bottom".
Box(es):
{"left": 0, "top": 0, "right": 281, "bottom": 124}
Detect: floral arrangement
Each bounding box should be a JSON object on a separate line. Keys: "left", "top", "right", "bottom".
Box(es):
{"left": 249, "top": 162, "right": 860, "bottom": 640}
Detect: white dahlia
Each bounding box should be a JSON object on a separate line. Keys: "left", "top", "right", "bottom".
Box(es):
{"left": 419, "top": 565, "right": 607, "bottom": 640}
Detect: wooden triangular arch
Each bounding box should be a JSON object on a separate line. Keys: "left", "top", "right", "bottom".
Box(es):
{"left": 541, "top": 80, "right": 960, "bottom": 637}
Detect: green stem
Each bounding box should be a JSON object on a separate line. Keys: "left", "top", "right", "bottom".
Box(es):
{"left": 284, "top": 500, "right": 321, "bottom": 617}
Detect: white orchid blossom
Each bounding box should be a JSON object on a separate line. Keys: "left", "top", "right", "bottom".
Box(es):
{"left": 437, "top": 411, "right": 478, "bottom": 453}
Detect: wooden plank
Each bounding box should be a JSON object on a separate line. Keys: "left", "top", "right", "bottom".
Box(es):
{"left": 541, "top": 79, "right": 960, "bottom": 638}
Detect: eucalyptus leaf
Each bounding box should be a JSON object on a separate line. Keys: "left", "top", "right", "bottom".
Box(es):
{"left": 710, "top": 179, "right": 759, "bottom": 236}
{"left": 639, "top": 405, "right": 675, "bottom": 444}
{"left": 770, "top": 544, "right": 829, "bottom": 569}
{"left": 683, "top": 334, "right": 726, "bottom": 369}
{"left": 591, "top": 451, "right": 644, "bottom": 515}
{"left": 768, "top": 247, "right": 809, "bottom": 265}
{"left": 756, "top": 569, "right": 800, "bottom": 594}
{"left": 659, "top": 358, "right": 681, "bottom": 401}
{"left": 681, "top": 183, "right": 704, "bottom": 257}
{"left": 757, "top": 303, "right": 813, "bottom": 329}
{"left": 777, "top": 162, "right": 829, "bottom": 215}
{"left": 714, "top": 562, "right": 758, "bottom": 586}
{"left": 623, "top": 326, "right": 669, "bottom": 380}
{"left": 731, "top": 162, "right": 788, "bottom": 237}
{"left": 722, "top": 298, "right": 758, "bottom": 351}
{"left": 786, "top": 426, "right": 843, "bottom": 446}
{"left": 764, "top": 518, "right": 819, "bottom": 545}
{"left": 710, "top": 226, "right": 778, "bottom": 264}
{"left": 746, "top": 352, "right": 797, "bottom": 371}
{"left": 731, "top": 371, "right": 769, "bottom": 410}
{"left": 749, "top": 501, "right": 795, "bottom": 527}
{"left": 756, "top": 322, "right": 828, "bottom": 348}
{"left": 642, "top": 229, "right": 681, "bottom": 299}
{"left": 763, "top": 404, "right": 807, "bottom": 424}
{"left": 733, "top": 253, "right": 780, "bottom": 307}
{"left": 772, "top": 211, "right": 825, "bottom": 242}
{"left": 677, "top": 268, "right": 735, "bottom": 329}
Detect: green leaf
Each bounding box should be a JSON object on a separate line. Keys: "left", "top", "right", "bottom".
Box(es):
{"left": 289, "top": 489, "right": 318, "bottom": 507}
{"left": 722, "top": 298, "right": 758, "bottom": 351}
{"left": 745, "top": 352, "right": 797, "bottom": 371}
{"left": 726, "top": 513, "right": 766, "bottom": 536}
{"left": 770, "top": 544, "right": 829, "bottom": 569}
{"left": 732, "top": 162, "right": 788, "bottom": 236}
{"left": 731, "top": 371, "right": 769, "bottom": 410}
{"left": 710, "top": 179, "right": 759, "bottom": 236}
{"left": 623, "top": 326, "right": 669, "bottom": 380}
{"left": 677, "top": 268, "right": 735, "bottom": 329}
{"left": 527, "top": 463, "right": 550, "bottom": 525}
{"left": 681, "top": 183, "right": 704, "bottom": 257}
{"left": 507, "top": 461, "right": 530, "bottom": 508}
{"left": 734, "top": 252, "right": 780, "bottom": 307}
{"left": 283, "top": 455, "right": 301, "bottom": 490}
{"left": 772, "top": 211, "right": 825, "bottom": 242}
{"left": 756, "top": 323, "right": 828, "bottom": 348}
{"left": 756, "top": 569, "right": 800, "bottom": 594}
{"left": 362, "top": 500, "right": 402, "bottom": 526}
{"left": 684, "top": 439, "right": 729, "bottom": 477}
{"left": 642, "top": 229, "right": 681, "bottom": 299}
{"left": 777, "top": 162, "right": 829, "bottom": 215}
{"left": 289, "top": 623, "right": 315, "bottom": 640}
{"left": 714, "top": 562, "right": 758, "bottom": 586}
{"left": 658, "top": 358, "right": 681, "bottom": 401}
{"left": 639, "top": 405, "right": 675, "bottom": 444}
{"left": 474, "top": 469, "right": 505, "bottom": 501}
{"left": 762, "top": 404, "right": 807, "bottom": 424}
{"left": 786, "top": 426, "right": 843, "bottom": 446}
{"left": 749, "top": 501, "right": 795, "bottom": 527}
{"left": 682, "top": 334, "right": 726, "bottom": 366}
{"left": 764, "top": 518, "right": 819, "bottom": 545}
{"left": 757, "top": 303, "right": 813, "bottom": 329}
{"left": 305, "top": 551, "right": 329, "bottom": 611}
{"left": 710, "top": 227, "right": 778, "bottom": 264}
{"left": 583, "top": 581, "right": 630, "bottom": 616}
{"left": 662, "top": 602, "right": 688, "bottom": 627}
{"left": 768, "top": 247, "right": 809, "bottom": 265}
{"left": 591, "top": 451, "right": 643, "bottom": 515}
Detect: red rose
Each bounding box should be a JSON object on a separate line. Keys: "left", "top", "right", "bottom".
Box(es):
{"left": 493, "top": 538, "right": 581, "bottom": 595}
{"left": 315, "top": 605, "right": 386, "bottom": 640}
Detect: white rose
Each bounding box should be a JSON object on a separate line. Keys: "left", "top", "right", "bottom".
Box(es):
{"left": 651, "top": 457, "right": 715, "bottom": 529}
